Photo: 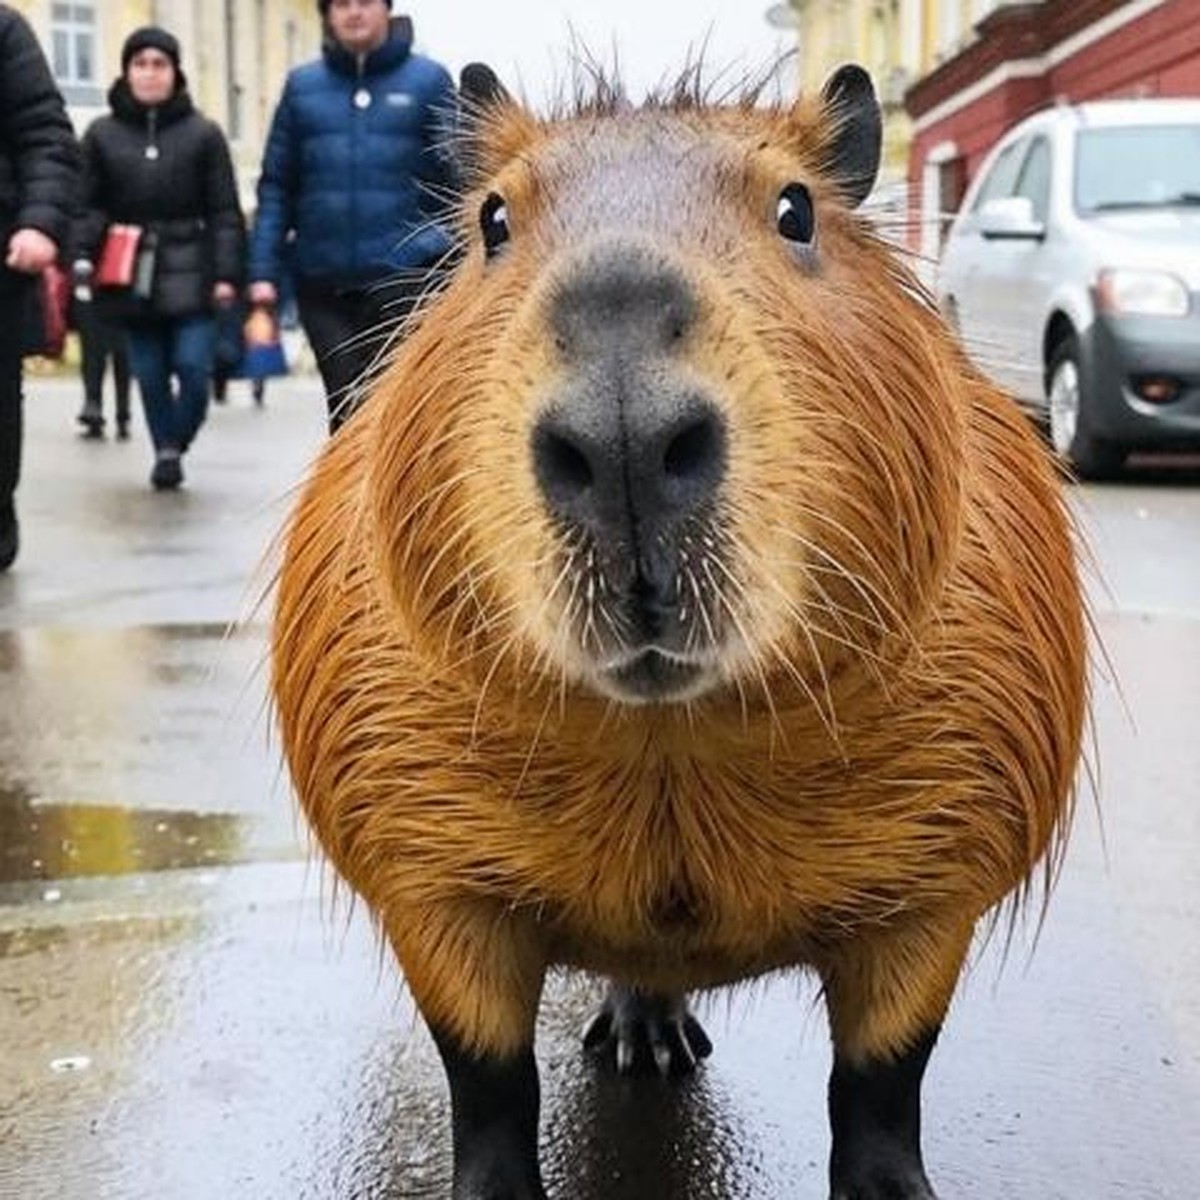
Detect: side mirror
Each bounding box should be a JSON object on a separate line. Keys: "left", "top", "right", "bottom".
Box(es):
{"left": 978, "top": 196, "right": 1045, "bottom": 241}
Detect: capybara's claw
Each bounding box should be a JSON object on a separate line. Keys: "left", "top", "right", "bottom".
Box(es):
{"left": 582, "top": 985, "right": 712, "bottom": 1076}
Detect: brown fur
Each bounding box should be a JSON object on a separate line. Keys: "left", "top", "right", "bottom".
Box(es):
{"left": 271, "top": 88, "right": 1086, "bottom": 1071}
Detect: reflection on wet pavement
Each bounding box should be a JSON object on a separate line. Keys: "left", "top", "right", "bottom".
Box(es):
{"left": 0, "top": 623, "right": 301, "bottom": 887}
{"left": 0, "top": 787, "right": 245, "bottom": 885}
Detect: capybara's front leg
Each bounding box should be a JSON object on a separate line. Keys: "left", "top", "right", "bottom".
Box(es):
{"left": 827, "top": 1030, "right": 938, "bottom": 1200}
{"left": 387, "top": 900, "right": 548, "bottom": 1200}
{"left": 819, "top": 919, "right": 974, "bottom": 1200}
{"left": 432, "top": 1030, "right": 546, "bottom": 1200}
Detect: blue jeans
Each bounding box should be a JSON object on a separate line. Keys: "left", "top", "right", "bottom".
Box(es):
{"left": 126, "top": 316, "right": 215, "bottom": 453}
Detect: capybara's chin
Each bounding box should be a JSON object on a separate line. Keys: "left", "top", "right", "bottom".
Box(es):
{"left": 272, "top": 60, "right": 1086, "bottom": 1200}
{"left": 591, "top": 648, "right": 720, "bottom": 706}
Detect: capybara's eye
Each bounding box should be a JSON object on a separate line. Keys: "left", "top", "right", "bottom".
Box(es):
{"left": 480, "top": 191, "right": 510, "bottom": 257}
{"left": 776, "top": 183, "right": 815, "bottom": 245}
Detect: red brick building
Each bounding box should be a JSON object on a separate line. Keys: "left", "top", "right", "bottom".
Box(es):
{"left": 904, "top": 0, "right": 1200, "bottom": 258}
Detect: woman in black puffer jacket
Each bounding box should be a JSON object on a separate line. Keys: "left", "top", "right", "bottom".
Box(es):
{"left": 0, "top": 5, "right": 78, "bottom": 567}
{"left": 77, "top": 27, "right": 244, "bottom": 490}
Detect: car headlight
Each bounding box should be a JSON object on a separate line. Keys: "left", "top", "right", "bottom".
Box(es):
{"left": 1096, "top": 268, "right": 1191, "bottom": 317}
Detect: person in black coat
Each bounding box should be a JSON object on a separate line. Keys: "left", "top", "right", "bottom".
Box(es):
{"left": 76, "top": 27, "right": 245, "bottom": 490}
{"left": 72, "top": 267, "right": 132, "bottom": 440}
{"left": 0, "top": 4, "right": 79, "bottom": 569}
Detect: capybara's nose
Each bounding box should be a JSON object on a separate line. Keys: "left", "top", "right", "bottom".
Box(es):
{"left": 532, "top": 397, "right": 726, "bottom": 535}
{"left": 533, "top": 244, "right": 726, "bottom": 543}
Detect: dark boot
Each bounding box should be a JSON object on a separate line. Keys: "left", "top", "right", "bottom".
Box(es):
{"left": 76, "top": 400, "right": 104, "bottom": 439}
{"left": 150, "top": 449, "right": 183, "bottom": 491}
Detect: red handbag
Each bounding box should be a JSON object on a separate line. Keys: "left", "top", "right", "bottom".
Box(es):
{"left": 20, "top": 264, "right": 70, "bottom": 359}
{"left": 95, "top": 223, "right": 144, "bottom": 288}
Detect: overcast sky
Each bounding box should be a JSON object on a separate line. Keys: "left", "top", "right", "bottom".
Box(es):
{"left": 404, "top": 0, "right": 799, "bottom": 108}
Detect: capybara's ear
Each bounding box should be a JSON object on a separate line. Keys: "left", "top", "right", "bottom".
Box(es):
{"left": 460, "top": 62, "right": 510, "bottom": 111}
{"left": 818, "top": 64, "right": 882, "bottom": 208}
{"left": 457, "top": 62, "right": 538, "bottom": 184}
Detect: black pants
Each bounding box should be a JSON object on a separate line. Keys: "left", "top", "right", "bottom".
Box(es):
{"left": 0, "top": 270, "right": 31, "bottom": 509}
{"left": 77, "top": 298, "right": 131, "bottom": 422}
{"left": 297, "top": 274, "right": 430, "bottom": 434}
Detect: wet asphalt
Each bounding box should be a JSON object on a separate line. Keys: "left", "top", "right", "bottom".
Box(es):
{"left": 1, "top": 377, "right": 1197, "bottom": 1199}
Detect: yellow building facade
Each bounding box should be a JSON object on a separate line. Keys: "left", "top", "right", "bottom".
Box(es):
{"left": 8, "top": 0, "right": 322, "bottom": 201}
{"left": 781, "top": 0, "right": 1011, "bottom": 195}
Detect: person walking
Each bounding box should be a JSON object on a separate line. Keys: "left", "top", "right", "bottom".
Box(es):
{"left": 248, "top": 1, "right": 457, "bottom": 433}
{"left": 71, "top": 267, "right": 132, "bottom": 439}
{"left": 76, "top": 27, "right": 244, "bottom": 490}
{"left": 0, "top": 5, "right": 79, "bottom": 571}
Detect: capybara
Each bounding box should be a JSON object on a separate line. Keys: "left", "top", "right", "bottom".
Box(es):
{"left": 271, "top": 60, "right": 1086, "bottom": 1200}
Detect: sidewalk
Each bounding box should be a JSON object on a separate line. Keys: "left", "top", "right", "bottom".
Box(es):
{"left": 3, "top": 373, "right": 327, "bottom": 631}
{"left": 1, "top": 371, "right": 1197, "bottom": 1200}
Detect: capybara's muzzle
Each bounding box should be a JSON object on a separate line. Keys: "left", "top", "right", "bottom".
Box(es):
{"left": 531, "top": 241, "right": 727, "bottom": 648}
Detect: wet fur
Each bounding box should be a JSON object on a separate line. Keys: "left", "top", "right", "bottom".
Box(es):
{"left": 272, "top": 85, "right": 1086, "bottom": 1072}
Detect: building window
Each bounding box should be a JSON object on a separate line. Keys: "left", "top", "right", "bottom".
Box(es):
{"left": 51, "top": 2, "right": 96, "bottom": 87}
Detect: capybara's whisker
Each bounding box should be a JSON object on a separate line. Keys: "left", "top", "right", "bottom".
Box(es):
{"left": 701, "top": 556, "right": 790, "bottom": 750}
{"left": 714, "top": 553, "right": 842, "bottom": 748}
{"left": 769, "top": 516, "right": 916, "bottom": 650}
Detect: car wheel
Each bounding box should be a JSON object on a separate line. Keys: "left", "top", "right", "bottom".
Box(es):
{"left": 1046, "top": 336, "right": 1124, "bottom": 480}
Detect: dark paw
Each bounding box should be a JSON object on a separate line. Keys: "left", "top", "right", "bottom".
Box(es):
{"left": 454, "top": 1146, "right": 546, "bottom": 1200}
{"left": 455, "top": 1167, "right": 546, "bottom": 1200}
{"left": 582, "top": 985, "right": 713, "bottom": 1076}
{"left": 830, "top": 1160, "right": 937, "bottom": 1200}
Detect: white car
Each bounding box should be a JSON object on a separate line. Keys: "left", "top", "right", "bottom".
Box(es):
{"left": 937, "top": 98, "right": 1200, "bottom": 477}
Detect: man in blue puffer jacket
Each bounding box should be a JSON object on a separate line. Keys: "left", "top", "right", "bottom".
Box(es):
{"left": 248, "top": 0, "right": 456, "bottom": 432}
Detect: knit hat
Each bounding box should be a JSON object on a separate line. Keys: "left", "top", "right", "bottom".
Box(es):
{"left": 317, "top": 0, "right": 393, "bottom": 13}
{"left": 121, "top": 26, "right": 181, "bottom": 74}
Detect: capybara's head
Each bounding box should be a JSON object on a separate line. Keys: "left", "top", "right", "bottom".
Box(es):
{"left": 365, "top": 66, "right": 969, "bottom": 711}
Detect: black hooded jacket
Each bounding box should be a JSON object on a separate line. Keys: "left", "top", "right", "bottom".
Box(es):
{"left": 78, "top": 78, "right": 244, "bottom": 319}
{"left": 0, "top": 7, "right": 78, "bottom": 256}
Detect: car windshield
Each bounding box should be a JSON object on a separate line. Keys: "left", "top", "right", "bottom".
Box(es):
{"left": 1075, "top": 124, "right": 1200, "bottom": 213}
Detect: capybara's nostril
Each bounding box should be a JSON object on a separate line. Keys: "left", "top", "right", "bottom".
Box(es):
{"left": 664, "top": 413, "right": 723, "bottom": 483}
{"left": 648, "top": 406, "right": 727, "bottom": 518}
{"left": 532, "top": 419, "right": 596, "bottom": 509}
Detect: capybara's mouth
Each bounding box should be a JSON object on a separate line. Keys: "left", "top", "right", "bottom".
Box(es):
{"left": 599, "top": 648, "right": 712, "bottom": 705}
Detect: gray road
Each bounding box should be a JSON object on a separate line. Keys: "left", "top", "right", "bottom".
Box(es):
{"left": 1, "top": 378, "right": 1197, "bottom": 1199}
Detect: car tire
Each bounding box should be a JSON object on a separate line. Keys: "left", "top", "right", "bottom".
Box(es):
{"left": 1046, "top": 335, "right": 1125, "bottom": 480}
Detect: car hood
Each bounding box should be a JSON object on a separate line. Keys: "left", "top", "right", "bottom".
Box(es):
{"left": 1083, "top": 210, "right": 1200, "bottom": 287}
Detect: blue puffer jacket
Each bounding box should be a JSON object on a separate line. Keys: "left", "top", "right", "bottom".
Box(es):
{"left": 249, "top": 28, "right": 456, "bottom": 288}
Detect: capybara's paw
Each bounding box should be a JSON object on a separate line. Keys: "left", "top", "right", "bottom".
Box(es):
{"left": 830, "top": 1157, "right": 937, "bottom": 1200}
{"left": 455, "top": 1157, "right": 547, "bottom": 1200}
{"left": 582, "top": 984, "right": 713, "bottom": 1076}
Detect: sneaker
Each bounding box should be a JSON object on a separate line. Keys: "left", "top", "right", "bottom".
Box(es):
{"left": 0, "top": 500, "right": 17, "bottom": 571}
{"left": 116, "top": 420, "right": 130, "bottom": 441}
{"left": 150, "top": 450, "right": 183, "bottom": 491}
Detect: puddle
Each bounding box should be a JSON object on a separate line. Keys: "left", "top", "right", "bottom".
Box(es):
{"left": 0, "top": 786, "right": 246, "bottom": 884}
{"left": 0, "top": 623, "right": 300, "bottom": 882}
